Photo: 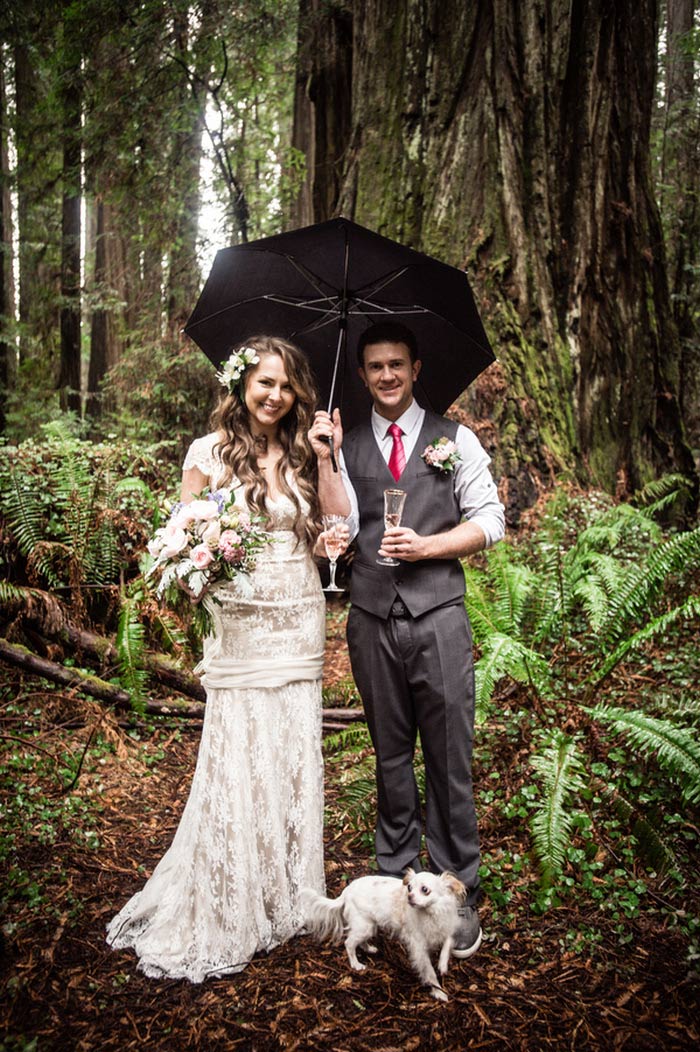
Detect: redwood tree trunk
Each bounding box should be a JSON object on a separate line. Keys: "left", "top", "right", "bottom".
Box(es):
{"left": 57, "top": 20, "right": 82, "bottom": 415}
{"left": 662, "top": 0, "right": 699, "bottom": 453}
{"left": 293, "top": 0, "right": 697, "bottom": 517}
{"left": 0, "top": 59, "right": 15, "bottom": 432}
{"left": 86, "top": 199, "right": 126, "bottom": 421}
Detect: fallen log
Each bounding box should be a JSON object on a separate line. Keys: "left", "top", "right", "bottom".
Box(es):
{"left": 43, "top": 619, "right": 206, "bottom": 702}
{"left": 0, "top": 637, "right": 131, "bottom": 706}
{"left": 0, "top": 637, "right": 364, "bottom": 726}
{"left": 0, "top": 637, "right": 207, "bottom": 719}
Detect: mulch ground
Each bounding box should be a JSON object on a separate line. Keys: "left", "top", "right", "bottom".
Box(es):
{"left": 1, "top": 616, "right": 699, "bottom": 1052}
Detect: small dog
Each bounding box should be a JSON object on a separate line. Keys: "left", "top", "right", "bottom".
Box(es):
{"left": 302, "top": 869, "right": 466, "bottom": 1002}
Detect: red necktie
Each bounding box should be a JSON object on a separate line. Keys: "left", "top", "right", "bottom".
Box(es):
{"left": 388, "top": 423, "right": 406, "bottom": 481}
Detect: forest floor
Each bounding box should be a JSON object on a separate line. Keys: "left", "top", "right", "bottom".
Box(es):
{"left": 1, "top": 602, "right": 699, "bottom": 1052}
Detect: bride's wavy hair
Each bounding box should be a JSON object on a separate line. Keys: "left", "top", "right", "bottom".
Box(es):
{"left": 209, "top": 336, "right": 320, "bottom": 547}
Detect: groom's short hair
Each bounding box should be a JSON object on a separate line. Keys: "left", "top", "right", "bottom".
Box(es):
{"left": 357, "top": 322, "right": 419, "bottom": 366}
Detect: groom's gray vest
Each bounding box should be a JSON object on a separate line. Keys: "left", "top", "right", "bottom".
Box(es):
{"left": 343, "top": 411, "right": 465, "bottom": 619}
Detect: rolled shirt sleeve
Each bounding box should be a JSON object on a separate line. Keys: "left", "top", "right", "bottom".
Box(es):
{"left": 453, "top": 425, "right": 505, "bottom": 548}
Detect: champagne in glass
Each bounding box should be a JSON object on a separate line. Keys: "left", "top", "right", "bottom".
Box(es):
{"left": 322, "top": 514, "right": 347, "bottom": 592}
{"left": 377, "top": 488, "right": 406, "bottom": 566}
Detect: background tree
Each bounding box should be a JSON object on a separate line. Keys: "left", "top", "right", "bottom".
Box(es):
{"left": 293, "top": 0, "right": 699, "bottom": 519}
{"left": 0, "top": 56, "right": 15, "bottom": 432}
{"left": 57, "top": 0, "right": 83, "bottom": 414}
{"left": 654, "top": 0, "right": 699, "bottom": 455}
{"left": 1, "top": 0, "right": 300, "bottom": 439}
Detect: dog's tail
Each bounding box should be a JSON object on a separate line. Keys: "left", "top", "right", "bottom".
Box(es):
{"left": 301, "top": 887, "right": 346, "bottom": 943}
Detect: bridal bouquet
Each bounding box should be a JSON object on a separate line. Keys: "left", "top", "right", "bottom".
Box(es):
{"left": 146, "top": 488, "right": 271, "bottom": 609}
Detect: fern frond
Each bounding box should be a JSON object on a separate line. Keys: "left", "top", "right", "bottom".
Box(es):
{"left": 463, "top": 564, "right": 503, "bottom": 642}
{"left": 87, "top": 519, "right": 121, "bottom": 585}
{"left": 3, "top": 473, "right": 45, "bottom": 554}
{"left": 43, "top": 419, "right": 93, "bottom": 500}
{"left": 598, "top": 527, "right": 700, "bottom": 648}
{"left": 632, "top": 474, "right": 693, "bottom": 518}
{"left": 571, "top": 575, "right": 610, "bottom": 631}
{"left": 592, "top": 593, "right": 700, "bottom": 683}
{"left": 323, "top": 723, "right": 373, "bottom": 755}
{"left": 116, "top": 597, "right": 148, "bottom": 714}
{"left": 153, "top": 610, "right": 189, "bottom": 654}
{"left": 474, "top": 633, "right": 551, "bottom": 721}
{"left": 589, "top": 705, "right": 700, "bottom": 804}
{"left": 529, "top": 733, "right": 586, "bottom": 885}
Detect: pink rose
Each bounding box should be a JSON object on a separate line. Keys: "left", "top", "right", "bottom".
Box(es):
{"left": 219, "top": 529, "right": 241, "bottom": 549}
{"left": 190, "top": 543, "right": 215, "bottom": 569}
{"left": 160, "top": 525, "right": 188, "bottom": 558}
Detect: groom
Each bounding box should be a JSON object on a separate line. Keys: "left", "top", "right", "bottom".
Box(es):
{"left": 312, "top": 321, "right": 505, "bottom": 957}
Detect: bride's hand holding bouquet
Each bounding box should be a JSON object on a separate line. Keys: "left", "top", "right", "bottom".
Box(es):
{"left": 146, "top": 488, "right": 271, "bottom": 610}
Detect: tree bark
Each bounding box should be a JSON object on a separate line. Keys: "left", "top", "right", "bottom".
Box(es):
{"left": 293, "top": 0, "right": 698, "bottom": 517}
{"left": 85, "top": 199, "right": 126, "bottom": 421}
{"left": 0, "top": 637, "right": 131, "bottom": 705}
{"left": 0, "top": 58, "right": 16, "bottom": 432}
{"left": 14, "top": 40, "right": 61, "bottom": 374}
{"left": 57, "top": 11, "right": 82, "bottom": 415}
{"left": 662, "top": 0, "right": 699, "bottom": 452}
{"left": 291, "top": 0, "right": 353, "bottom": 228}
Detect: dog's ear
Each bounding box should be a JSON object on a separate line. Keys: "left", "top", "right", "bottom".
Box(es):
{"left": 441, "top": 871, "right": 467, "bottom": 901}
{"left": 402, "top": 868, "right": 415, "bottom": 885}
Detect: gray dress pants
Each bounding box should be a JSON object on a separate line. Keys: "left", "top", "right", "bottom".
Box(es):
{"left": 347, "top": 598, "right": 480, "bottom": 903}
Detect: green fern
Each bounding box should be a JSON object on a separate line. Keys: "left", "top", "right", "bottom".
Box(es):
{"left": 323, "top": 722, "right": 373, "bottom": 754}
{"left": 592, "top": 593, "right": 700, "bottom": 684}
{"left": 474, "top": 633, "right": 551, "bottom": 720}
{"left": 589, "top": 705, "right": 700, "bottom": 804}
{"left": 632, "top": 473, "right": 693, "bottom": 518}
{"left": 153, "top": 610, "right": 189, "bottom": 654}
{"left": 116, "top": 596, "right": 148, "bottom": 714}
{"left": 529, "top": 733, "right": 586, "bottom": 886}
{"left": 598, "top": 527, "right": 700, "bottom": 650}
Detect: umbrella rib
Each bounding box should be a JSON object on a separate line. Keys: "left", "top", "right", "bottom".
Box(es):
{"left": 278, "top": 254, "right": 334, "bottom": 301}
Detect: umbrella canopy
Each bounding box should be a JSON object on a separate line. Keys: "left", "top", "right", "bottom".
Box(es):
{"left": 184, "top": 217, "right": 495, "bottom": 432}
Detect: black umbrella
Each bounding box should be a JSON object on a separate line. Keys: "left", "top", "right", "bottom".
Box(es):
{"left": 184, "top": 217, "right": 495, "bottom": 434}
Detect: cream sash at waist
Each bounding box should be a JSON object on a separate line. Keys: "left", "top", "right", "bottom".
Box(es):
{"left": 194, "top": 639, "right": 324, "bottom": 689}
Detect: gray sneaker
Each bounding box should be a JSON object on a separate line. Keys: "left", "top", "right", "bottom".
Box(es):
{"left": 452, "top": 904, "right": 482, "bottom": 958}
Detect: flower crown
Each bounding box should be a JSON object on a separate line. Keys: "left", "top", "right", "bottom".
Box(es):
{"left": 216, "top": 346, "right": 260, "bottom": 395}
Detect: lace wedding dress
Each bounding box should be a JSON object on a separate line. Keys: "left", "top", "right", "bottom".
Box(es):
{"left": 106, "top": 433, "right": 326, "bottom": 981}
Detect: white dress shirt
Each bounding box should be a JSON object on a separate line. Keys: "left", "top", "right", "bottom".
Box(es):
{"left": 340, "top": 400, "right": 505, "bottom": 548}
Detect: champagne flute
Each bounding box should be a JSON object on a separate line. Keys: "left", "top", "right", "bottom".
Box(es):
{"left": 377, "top": 488, "right": 407, "bottom": 566}
{"left": 322, "top": 514, "right": 347, "bottom": 592}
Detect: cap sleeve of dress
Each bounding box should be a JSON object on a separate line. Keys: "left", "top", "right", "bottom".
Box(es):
{"left": 182, "top": 433, "right": 219, "bottom": 480}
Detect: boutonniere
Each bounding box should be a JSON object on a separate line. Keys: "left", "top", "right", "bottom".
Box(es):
{"left": 420, "top": 437, "right": 462, "bottom": 474}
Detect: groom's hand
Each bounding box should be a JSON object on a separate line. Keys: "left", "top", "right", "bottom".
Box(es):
{"left": 308, "top": 409, "right": 343, "bottom": 461}
{"left": 379, "top": 527, "right": 426, "bottom": 562}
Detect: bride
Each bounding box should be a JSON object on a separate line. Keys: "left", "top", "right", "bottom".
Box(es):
{"left": 107, "top": 335, "right": 347, "bottom": 981}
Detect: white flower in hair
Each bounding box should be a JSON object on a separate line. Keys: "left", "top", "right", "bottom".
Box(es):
{"left": 216, "top": 346, "right": 260, "bottom": 393}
